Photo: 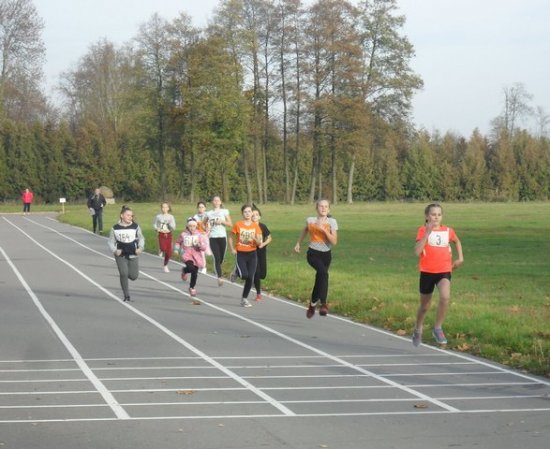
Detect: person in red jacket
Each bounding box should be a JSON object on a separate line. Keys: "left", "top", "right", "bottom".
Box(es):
{"left": 21, "top": 188, "right": 34, "bottom": 214}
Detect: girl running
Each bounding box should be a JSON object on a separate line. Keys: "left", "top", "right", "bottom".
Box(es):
{"left": 174, "top": 217, "right": 208, "bottom": 298}
{"left": 294, "top": 199, "right": 338, "bottom": 318}
{"left": 206, "top": 196, "right": 232, "bottom": 286}
{"left": 229, "top": 204, "right": 263, "bottom": 307}
{"left": 193, "top": 201, "right": 211, "bottom": 274}
{"left": 108, "top": 205, "right": 145, "bottom": 302}
{"left": 252, "top": 205, "right": 272, "bottom": 301}
{"left": 412, "top": 203, "right": 463, "bottom": 346}
{"left": 153, "top": 202, "right": 176, "bottom": 272}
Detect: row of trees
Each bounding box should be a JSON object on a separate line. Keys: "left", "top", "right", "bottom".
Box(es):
{"left": 0, "top": 0, "right": 548, "bottom": 204}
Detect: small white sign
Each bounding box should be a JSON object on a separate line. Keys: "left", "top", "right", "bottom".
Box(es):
{"left": 59, "top": 198, "right": 66, "bottom": 203}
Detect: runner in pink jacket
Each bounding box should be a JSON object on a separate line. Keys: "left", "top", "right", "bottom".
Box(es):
{"left": 174, "top": 218, "right": 208, "bottom": 298}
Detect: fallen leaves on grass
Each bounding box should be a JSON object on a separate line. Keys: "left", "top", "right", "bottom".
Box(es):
{"left": 456, "top": 343, "right": 471, "bottom": 352}
{"left": 396, "top": 329, "right": 407, "bottom": 336}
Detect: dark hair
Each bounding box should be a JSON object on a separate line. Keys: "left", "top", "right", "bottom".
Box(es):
{"left": 160, "top": 201, "right": 172, "bottom": 212}
{"left": 241, "top": 203, "right": 254, "bottom": 213}
{"left": 196, "top": 201, "right": 206, "bottom": 208}
{"left": 251, "top": 203, "right": 261, "bottom": 216}
{"left": 424, "top": 203, "right": 442, "bottom": 216}
{"left": 120, "top": 205, "right": 134, "bottom": 221}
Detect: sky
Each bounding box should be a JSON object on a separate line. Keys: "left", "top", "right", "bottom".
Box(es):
{"left": 33, "top": 0, "right": 549, "bottom": 137}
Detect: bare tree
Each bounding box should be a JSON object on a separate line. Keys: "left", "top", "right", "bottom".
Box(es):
{"left": 491, "top": 82, "right": 533, "bottom": 136}
{"left": 534, "top": 105, "right": 549, "bottom": 138}
{"left": 0, "top": 0, "right": 46, "bottom": 120}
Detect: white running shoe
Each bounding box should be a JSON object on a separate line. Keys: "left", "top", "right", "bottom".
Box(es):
{"left": 163, "top": 265, "right": 170, "bottom": 273}
{"left": 240, "top": 298, "right": 252, "bottom": 307}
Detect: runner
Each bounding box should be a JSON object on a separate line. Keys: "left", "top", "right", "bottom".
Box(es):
{"left": 252, "top": 204, "right": 272, "bottom": 301}
{"left": 412, "top": 203, "right": 464, "bottom": 346}
{"left": 193, "top": 201, "right": 211, "bottom": 274}
{"left": 206, "top": 196, "right": 232, "bottom": 286}
{"left": 108, "top": 205, "right": 145, "bottom": 302}
{"left": 294, "top": 199, "right": 338, "bottom": 318}
{"left": 153, "top": 202, "right": 176, "bottom": 272}
{"left": 174, "top": 217, "right": 208, "bottom": 299}
{"left": 228, "top": 204, "right": 263, "bottom": 307}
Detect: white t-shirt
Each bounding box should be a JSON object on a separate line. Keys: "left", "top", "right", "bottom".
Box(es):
{"left": 206, "top": 208, "right": 230, "bottom": 238}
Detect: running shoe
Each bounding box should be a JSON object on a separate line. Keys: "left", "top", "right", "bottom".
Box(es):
{"left": 230, "top": 270, "right": 238, "bottom": 283}
{"left": 163, "top": 265, "right": 170, "bottom": 273}
{"left": 432, "top": 327, "right": 447, "bottom": 344}
{"left": 240, "top": 298, "right": 252, "bottom": 307}
{"left": 123, "top": 296, "right": 131, "bottom": 302}
{"left": 255, "top": 294, "right": 262, "bottom": 302}
{"left": 217, "top": 277, "right": 223, "bottom": 286}
{"left": 200, "top": 267, "right": 207, "bottom": 274}
{"left": 189, "top": 287, "right": 197, "bottom": 297}
{"left": 319, "top": 303, "right": 328, "bottom": 316}
{"left": 306, "top": 303, "right": 316, "bottom": 319}
{"left": 412, "top": 329, "right": 422, "bottom": 347}
{"left": 181, "top": 271, "right": 188, "bottom": 282}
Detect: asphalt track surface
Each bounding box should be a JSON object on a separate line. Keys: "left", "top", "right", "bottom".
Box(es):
{"left": 0, "top": 213, "right": 548, "bottom": 449}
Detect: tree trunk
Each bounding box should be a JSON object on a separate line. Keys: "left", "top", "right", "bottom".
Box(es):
{"left": 347, "top": 153, "right": 355, "bottom": 204}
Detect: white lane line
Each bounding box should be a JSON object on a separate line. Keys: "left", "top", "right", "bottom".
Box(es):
{"left": 0, "top": 379, "right": 90, "bottom": 383}
{"left": 0, "top": 391, "right": 98, "bottom": 395}
{"left": 0, "top": 354, "right": 452, "bottom": 366}
{"left": 0, "top": 245, "right": 129, "bottom": 420}
{"left": 1, "top": 406, "right": 550, "bottom": 424}
{"left": 406, "top": 381, "right": 542, "bottom": 388}
{"left": 4, "top": 361, "right": 479, "bottom": 373}
{"left": 5, "top": 218, "right": 295, "bottom": 417}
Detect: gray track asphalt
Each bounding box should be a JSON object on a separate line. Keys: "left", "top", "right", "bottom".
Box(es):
{"left": 0, "top": 213, "right": 548, "bottom": 449}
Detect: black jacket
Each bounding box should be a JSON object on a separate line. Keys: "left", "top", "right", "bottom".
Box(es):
{"left": 87, "top": 193, "right": 106, "bottom": 211}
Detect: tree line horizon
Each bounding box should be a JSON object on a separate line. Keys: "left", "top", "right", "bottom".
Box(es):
{"left": 1, "top": 0, "right": 548, "bottom": 204}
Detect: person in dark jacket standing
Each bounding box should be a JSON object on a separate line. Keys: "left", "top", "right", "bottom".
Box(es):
{"left": 108, "top": 205, "right": 145, "bottom": 302}
{"left": 87, "top": 188, "right": 107, "bottom": 233}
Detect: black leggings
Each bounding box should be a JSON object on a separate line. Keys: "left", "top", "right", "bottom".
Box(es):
{"left": 236, "top": 251, "right": 257, "bottom": 299}
{"left": 209, "top": 237, "right": 227, "bottom": 278}
{"left": 183, "top": 260, "right": 199, "bottom": 288}
{"left": 253, "top": 249, "right": 267, "bottom": 294}
{"left": 306, "top": 248, "right": 332, "bottom": 304}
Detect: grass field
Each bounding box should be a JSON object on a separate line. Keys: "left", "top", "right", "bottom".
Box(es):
{"left": 4, "top": 201, "right": 549, "bottom": 377}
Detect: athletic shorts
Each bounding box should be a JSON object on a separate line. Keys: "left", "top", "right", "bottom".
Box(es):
{"left": 419, "top": 272, "right": 451, "bottom": 294}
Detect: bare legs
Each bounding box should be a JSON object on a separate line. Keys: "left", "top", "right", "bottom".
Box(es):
{"left": 414, "top": 278, "right": 450, "bottom": 331}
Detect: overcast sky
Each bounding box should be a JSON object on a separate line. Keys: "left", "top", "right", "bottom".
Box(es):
{"left": 34, "top": 0, "right": 549, "bottom": 137}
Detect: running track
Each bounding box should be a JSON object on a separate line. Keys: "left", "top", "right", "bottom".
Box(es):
{"left": 0, "top": 213, "right": 548, "bottom": 449}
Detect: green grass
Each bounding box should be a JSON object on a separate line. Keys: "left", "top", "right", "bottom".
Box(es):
{"left": 5, "top": 201, "right": 549, "bottom": 377}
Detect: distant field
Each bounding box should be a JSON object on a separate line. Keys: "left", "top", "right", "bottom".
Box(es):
{"left": 3, "top": 201, "right": 549, "bottom": 377}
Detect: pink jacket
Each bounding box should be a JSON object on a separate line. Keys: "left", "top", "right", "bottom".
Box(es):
{"left": 22, "top": 191, "right": 34, "bottom": 203}
{"left": 174, "top": 230, "right": 207, "bottom": 268}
